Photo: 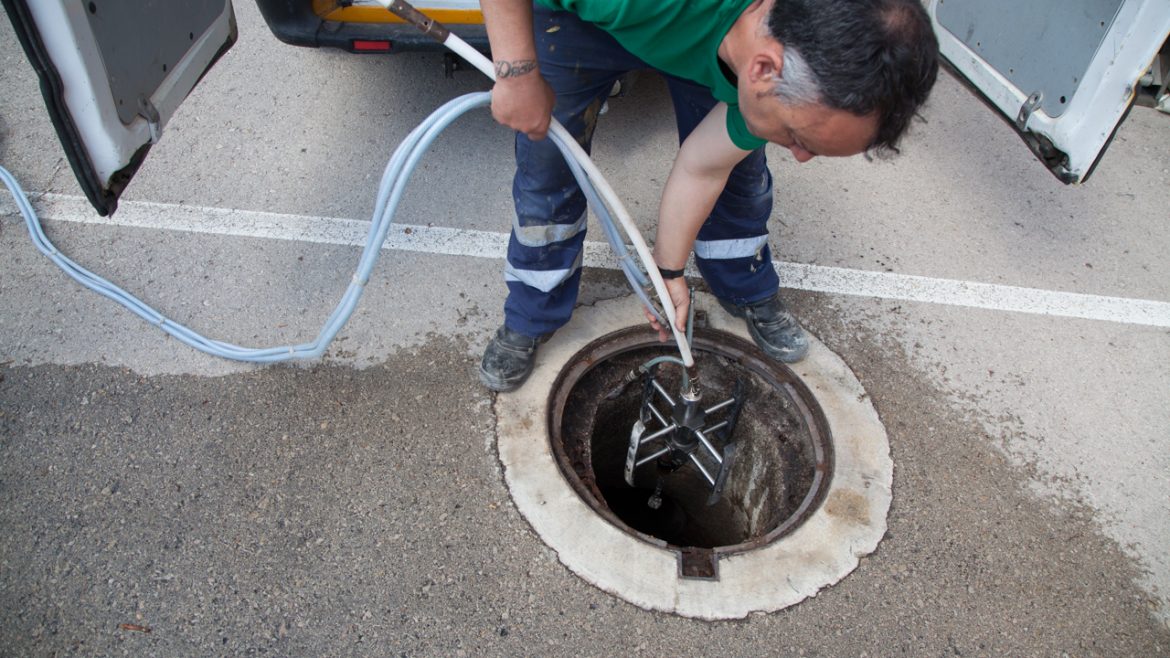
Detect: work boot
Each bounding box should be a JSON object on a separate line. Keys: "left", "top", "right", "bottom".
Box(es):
{"left": 479, "top": 325, "right": 550, "bottom": 392}
{"left": 718, "top": 293, "right": 809, "bottom": 363}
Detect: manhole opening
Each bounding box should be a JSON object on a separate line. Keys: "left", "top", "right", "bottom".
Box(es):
{"left": 550, "top": 326, "right": 834, "bottom": 571}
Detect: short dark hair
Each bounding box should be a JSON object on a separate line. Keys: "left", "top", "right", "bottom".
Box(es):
{"left": 767, "top": 0, "right": 940, "bottom": 153}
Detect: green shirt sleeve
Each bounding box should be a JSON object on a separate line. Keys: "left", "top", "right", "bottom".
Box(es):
{"left": 726, "top": 105, "right": 767, "bottom": 152}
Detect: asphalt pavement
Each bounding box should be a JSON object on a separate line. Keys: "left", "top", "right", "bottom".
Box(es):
{"left": 1, "top": 3, "right": 1169, "bottom": 656}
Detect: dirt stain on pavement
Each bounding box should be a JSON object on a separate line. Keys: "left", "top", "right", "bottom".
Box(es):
{"left": 0, "top": 324, "right": 1167, "bottom": 656}
{"left": 824, "top": 489, "right": 872, "bottom": 528}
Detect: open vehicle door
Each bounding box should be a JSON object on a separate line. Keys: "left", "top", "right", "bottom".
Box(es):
{"left": 929, "top": 0, "right": 1170, "bottom": 184}
{"left": 1, "top": 0, "right": 237, "bottom": 216}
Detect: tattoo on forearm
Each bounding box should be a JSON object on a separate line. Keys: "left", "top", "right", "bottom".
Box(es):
{"left": 495, "top": 59, "right": 538, "bottom": 79}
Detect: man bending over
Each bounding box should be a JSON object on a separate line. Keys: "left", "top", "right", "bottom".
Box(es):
{"left": 479, "top": 0, "right": 939, "bottom": 391}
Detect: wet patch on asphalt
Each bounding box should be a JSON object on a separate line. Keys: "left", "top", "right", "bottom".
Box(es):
{"left": 1, "top": 323, "right": 1167, "bottom": 655}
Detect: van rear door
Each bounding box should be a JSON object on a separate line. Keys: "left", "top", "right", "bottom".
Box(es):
{"left": 929, "top": 0, "right": 1169, "bottom": 184}
{"left": 1, "top": 0, "right": 236, "bottom": 215}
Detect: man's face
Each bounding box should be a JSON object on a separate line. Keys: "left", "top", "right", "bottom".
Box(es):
{"left": 739, "top": 90, "right": 879, "bottom": 162}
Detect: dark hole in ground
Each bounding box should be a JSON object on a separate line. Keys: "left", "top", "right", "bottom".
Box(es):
{"left": 552, "top": 328, "right": 830, "bottom": 552}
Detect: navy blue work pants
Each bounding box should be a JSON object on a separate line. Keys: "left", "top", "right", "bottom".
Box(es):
{"left": 503, "top": 6, "right": 779, "bottom": 338}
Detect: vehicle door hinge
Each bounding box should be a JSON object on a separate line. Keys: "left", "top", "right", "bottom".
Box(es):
{"left": 137, "top": 96, "right": 162, "bottom": 144}
{"left": 1015, "top": 92, "right": 1043, "bottom": 131}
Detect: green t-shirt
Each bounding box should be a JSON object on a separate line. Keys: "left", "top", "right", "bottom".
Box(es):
{"left": 535, "top": 0, "right": 767, "bottom": 151}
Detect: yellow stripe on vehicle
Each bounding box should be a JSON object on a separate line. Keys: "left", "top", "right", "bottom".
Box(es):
{"left": 320, "top": 7, "right": 484, "bottom": 25}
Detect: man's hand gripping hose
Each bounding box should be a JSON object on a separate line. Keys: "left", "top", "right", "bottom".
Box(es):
{"left": 0, "top": 0, "right": 694, "bottom": 374}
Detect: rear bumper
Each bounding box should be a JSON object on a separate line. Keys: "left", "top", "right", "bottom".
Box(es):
{"left": 254, "top": 0, "right": 488, "bottom": 54}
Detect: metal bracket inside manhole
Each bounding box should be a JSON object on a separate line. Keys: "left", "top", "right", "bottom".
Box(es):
{"left": 494, "top": 293, "right": 891, "bottom": 620}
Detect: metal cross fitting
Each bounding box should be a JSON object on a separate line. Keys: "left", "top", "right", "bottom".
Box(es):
{"left": 624, "top": 369, "right": 745, "bottom": 505}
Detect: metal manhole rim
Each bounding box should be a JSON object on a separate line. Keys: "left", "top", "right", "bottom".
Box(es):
{"left": 546, "top": 324, "right": 835, "bottom": 561}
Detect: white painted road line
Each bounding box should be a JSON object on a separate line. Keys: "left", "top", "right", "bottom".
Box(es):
{"left": 5, "top": 193, "right": 1170, "bottom": 329}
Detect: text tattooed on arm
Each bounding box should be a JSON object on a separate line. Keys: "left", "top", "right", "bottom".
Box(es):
{"left": 494, "top": 59, "right": 538, "bottom": 79}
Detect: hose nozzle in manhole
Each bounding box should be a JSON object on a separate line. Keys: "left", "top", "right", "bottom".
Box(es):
{"left": 619, "top": 357, "right": 746, "bottom": 506}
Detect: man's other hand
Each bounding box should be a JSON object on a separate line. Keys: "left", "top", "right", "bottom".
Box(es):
{"left": 491, "top": 63, "right": 555, "bottom": 140}
{"left": 644, "top": 277, "right": 690, "bottom": 343}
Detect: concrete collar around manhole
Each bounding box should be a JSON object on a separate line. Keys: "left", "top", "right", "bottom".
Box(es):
{"left": 493, "top": 293, "right": 891, "bottom": 620}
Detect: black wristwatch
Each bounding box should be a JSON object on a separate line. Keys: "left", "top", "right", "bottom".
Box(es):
{"left": 657, "top": 265, "right": 686, "bottom": 280}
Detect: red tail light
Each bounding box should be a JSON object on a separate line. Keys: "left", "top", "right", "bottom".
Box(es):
{"left": 352, "top": 39, "right": 391, "bottom": 52}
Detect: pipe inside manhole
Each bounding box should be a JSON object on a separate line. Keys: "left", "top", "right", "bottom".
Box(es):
{"left": 549, "top": 325, "right": 833, "bottom": 578}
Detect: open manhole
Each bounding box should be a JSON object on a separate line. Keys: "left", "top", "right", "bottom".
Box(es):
{"left": 494, "top": 293, "right": 891, "bottom": 619}
{"left": 549, "top": 324, "right": 833, "bottom": 579}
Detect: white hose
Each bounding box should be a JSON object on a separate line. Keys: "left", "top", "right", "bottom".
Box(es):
{"left": 439, "top": 32, "right": 695, "bottom": 367}
{"left": 4, "top": 10, "right": 694, "bottom": 368}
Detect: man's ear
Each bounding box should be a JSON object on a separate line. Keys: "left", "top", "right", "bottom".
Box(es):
{"left": 747, "top": 42, "right": 785, "bottom": 85}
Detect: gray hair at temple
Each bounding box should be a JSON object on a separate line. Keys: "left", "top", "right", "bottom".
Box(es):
{"left": 773, "top": 46, "right": 822, "bottom": 106}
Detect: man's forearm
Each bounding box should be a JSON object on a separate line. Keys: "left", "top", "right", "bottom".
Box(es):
{"left": 481, "top": 0, "right": 538, "bottom": 76}
{"left": 481, "top": 1, "right": 555, "bottom": 138}
{"left": 655, "top": 170, "right": 728, "bottom": 269}
{"left": 654, "top": 104, "right": 752, "bottom": 269}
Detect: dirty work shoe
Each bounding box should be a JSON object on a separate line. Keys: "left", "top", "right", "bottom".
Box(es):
{"left": 718, "top": 293, "right": 809, "bottom": 363}
{"left": 479, "top": 325, "right": 550, "bottom": 392}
